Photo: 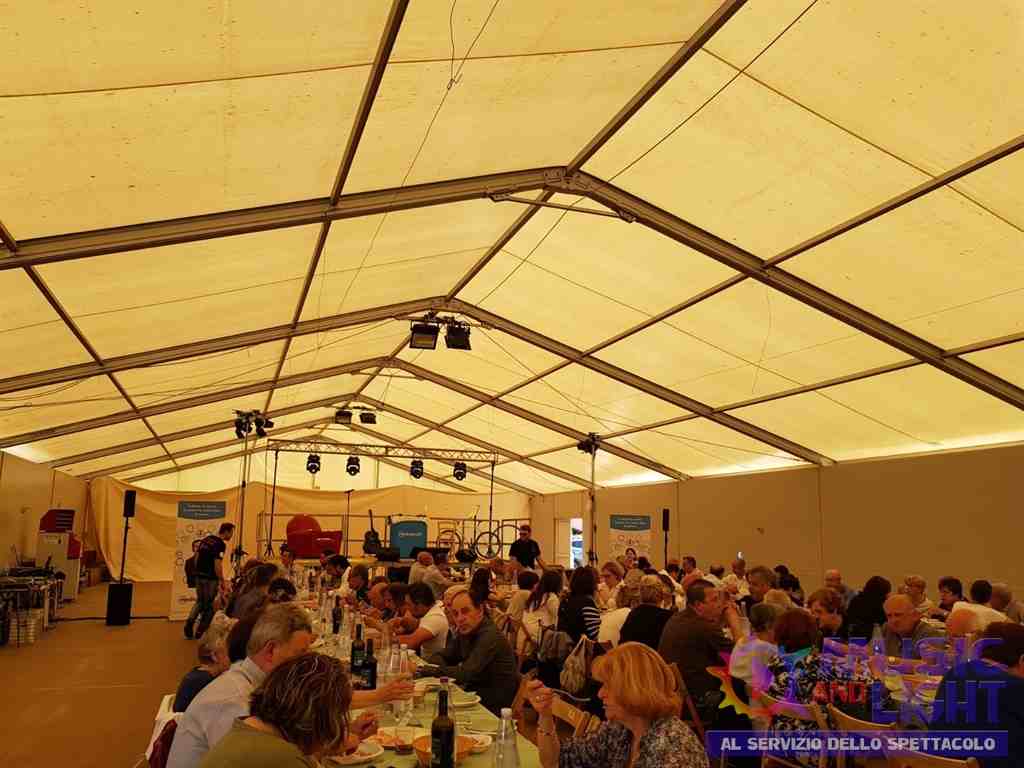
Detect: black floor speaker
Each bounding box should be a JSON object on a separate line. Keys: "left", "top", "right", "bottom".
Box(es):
{"left": 105, "top": 581, "right": 134, "bottom": 626}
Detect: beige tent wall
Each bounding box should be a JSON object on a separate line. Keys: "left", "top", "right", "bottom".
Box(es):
{"left": 530, "top": 441, "right": 1023, "bottom": 597}
{"left": 0, "top": 450, "right": 88, "bottom": 566}
{"left": 89, "top": 476, "right": 530, "bottom": 582}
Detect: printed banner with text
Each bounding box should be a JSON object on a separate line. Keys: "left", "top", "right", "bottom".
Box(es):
{"left": 169, "top": 501, "right": 227, "bottom": 621}
{"left": 609, "top": 514, "right": 651, "bottom": 558}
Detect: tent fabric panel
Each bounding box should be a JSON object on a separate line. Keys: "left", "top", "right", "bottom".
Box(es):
{"left": 787, "top": 187, "right": 1024, "bottom": 349}
{"left": 343, "top": 45, "right": 677, "bottom": 193}
{"left": 1, "top": 3, "right": 387, "bottom": 95}
{"left": 504, "top": 365, "right": 690, "bottom": 434}
{"left": 608, "top": 71, "right": 927, "bottom": 258}
{"left": 282, "top": 325, "right": 409, "bottom": 382}
{"left": 36, "top": 227, "right": 318, "bottom": 357}
{"left": 533, "top": 447, "right": 672, "bottom": 488}
{"left": 7, "top": 420, "right": 157, "bottom": 464}
{"left": 116, "top": 342, "right": 288, "bottom": 408}
{"left": 701, "top": 0, "right": 817, "bottom": 69}
{"left": 963, "top": 343, "right": 1024, "bottom": 390}
{"left": 608, "top": 418, "right": 803, "bottom": 477}
{"left": 492, "top": 462, "right": 579, "bottom": 494}
{"left": 272, "top": 374, "right": 371, "bottom": 412}
{"left": 118, "top": 460, "right": 177, "bottom": 480}
{"left": 732, "top": 366, "right": 1024, "bottom": 460}
{"left": 396, "top": 329, "right": 563, "bottom": 396}
{"left": 0, "top": 375, "right": 132, "bottom": 438}
{"left": 61, "top": 445, "right": 169, "bottom": 477}
{"left": 746, "top": 1, "right": 1024, "bottom": 175}
{"left": 459, "top": 250, "right": 648, "bottom": 350}
{"left": 320, "top": 199, "right": 531, "bottom": 271}
{"left": 391, "top": 0, "right": 723, "bottom": 60}
{"left": 1, "top": 67, "right": 368, "bottom": 238}
{"left": 300, "top": 249, "right": 485, "bottom": 321}
{"left": 951, "top": 151, "right": 1024, "bottom": 234}
{"left": 448, "top": 405, "right": 574, "bottom": 456}
{"left": 491, "top": 194, "right": 738, "bottom": 317}
{"left": 0, "top": 270, "right": 94, "bottom": 378}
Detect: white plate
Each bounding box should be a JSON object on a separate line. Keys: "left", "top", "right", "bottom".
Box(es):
{"left": 367, "top": 727, "right": 430, "bottom": 748}
{"left": 330, "top": 740, "right": 385, "bottom": 765}
{"left": 468, "top": 734, "right": 492, "bottom": 753}
{"left": 451, "top": 694, "right": 481, "bottom": 709}
{"left": 415, "top": 677, "right": 443, "bottom": 692}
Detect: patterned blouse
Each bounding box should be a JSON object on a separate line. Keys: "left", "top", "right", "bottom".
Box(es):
{"left": 558, "top": 717, "right": 708, "bottom": 768}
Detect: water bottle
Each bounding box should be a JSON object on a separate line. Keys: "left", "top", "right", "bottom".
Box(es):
{"left": 870, "top": 623, "right": 885, "bottom": 656}
{"left": 492, "top": 708, "right": 520, "bottom": 768}
{"left": 393, "top": 645, "right": 413, "bottom": 723}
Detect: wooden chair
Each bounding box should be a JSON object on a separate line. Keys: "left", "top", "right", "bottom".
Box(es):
{"left": 827, "top": 704, "right": 891, "bottom": 768}
{"left": 756, "top": 691, "right": 829, "bottom": 768}
{"left": 883, "top": 751, "right": 979, "bottom": 768}
{"left": 669, "top": 662, "right": 708, "bottom": 742}
{"left": 551, "top": 695, "right": 593, "bottom": 738}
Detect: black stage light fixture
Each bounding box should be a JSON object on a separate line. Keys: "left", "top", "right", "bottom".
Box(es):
{"left": 359, "top": 411, "right": 377, "bottom": 425}
{"left": 452, "top": 462, "right": 467, "bottom": 481}
{"left": 410, "top": 459, "right": 424, "bottom": 479}
{"left": 306, "top": 453, "right": 321, "bottom": 474}
{"left": 254, "top": 415, "right": 267, "bottom": 438}
{"left": 444, "top": 321, "right": 472, "bottom": 350}
{"left": 346, "top": 456, "right": 361, "bottom": 476}
{"left": 410, "top": 322, "right": 440, "bottom": 350}
{"left": 234, "top": 417, "right": 246, "bottom": 439}
{"left": 576, "top": 433, "right": 599, "bottom": 455}
{"left": 335, "top": 409, "right": 353, "bottom": 425}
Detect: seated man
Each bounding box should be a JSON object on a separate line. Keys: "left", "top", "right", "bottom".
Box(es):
{"left": 990, "top": 583, "right": 1023, "bottom": 624}
{"left": 738, "top": 565, "right": 776, "bottom": 615}
{"left": 424, "top": 589, "right": 518, "bottom": 715}
{"left": 395, "top": 582, "right": 449, "bottom": 656}
{"left": 364, "top": 581, "right": 394, "bottom": 620}
{"left": 323, "top": 554, "right": 350, "bottom": 591}
{"left": 407, "top": 551, "right": 452, "bottom": 601}
{"left": 952, "top": 579, "right": 1009, "bottom": 630}
{"left": 658, "top": 579, "right": 742, "bottom": 711}
{"left": 883, "top": 594, "right": 943, "bottom": 659}
{"left": 722, "top": 557, "right": 750, "bottom": 598}
{"left": 167, "top": 604, "right": 314, "bottom": 768}
{"left": 807, "top": 588, "right": 850, "bottom": 653}
{"left": 343, "top": 563, "right": 370, "bottom": 606}
{"left": 277, "top": 544, "right": 298, "bottom": 583}
{"left": 825, "top": 568, "right": 858, "bottom": 611}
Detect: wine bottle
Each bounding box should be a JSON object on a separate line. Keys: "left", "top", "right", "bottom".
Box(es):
{"left": 363, "top": 638, "right": 378, "bottom": 690}
{"left": 332, "top": 595, "right": 342, "bottom": 635}
{"left": 431, "top": 689, "right": 455, "bottom": 768}
{"left": 351, "top": 621, "right": 366, "bottom": 673}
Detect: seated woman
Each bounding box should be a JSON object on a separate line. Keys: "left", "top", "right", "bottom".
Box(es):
{"left": 528, "top": 642, "right": 708, "bottom": 768}
{"left": 727, "top": 603, "right": 779, "bottom": 705}
{"left": 174, "top": 615, "right": 234, "bottom": 712}
{"left": 844, "top": 575, "right": 891, "bottom": 641}
{"left": 618, "top": 576, "right": 672, "bottom": 650}
{"left": 522, "top": 570, "right": 563, "bottom": 651}
{"left": 765, "top": 609, "right": 877, "bottom": 735}
{"left": 599, "top": 578, "right": 639, "bottom": 649}
{"left": 197, "top": 652, "right": 377, "bottom": 768}
{"left": 226, "top": 563, "right": 280, "bottom": 621}
{"left": 558, "top": 567, "right": 602, "bottom": 645}
{"left": 508, "top": 570, "right": 540, "bottom": 623}
{"left": 597, "top": 561, "right": 625, "bottom": 609}
{"left": 424, "top": 589, "right": 519, "bottom": 714}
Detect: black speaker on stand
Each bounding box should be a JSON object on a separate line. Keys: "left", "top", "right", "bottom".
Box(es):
{"left": 106, "top": 490, "right": 136, "bottom": 626}
{"left": 662, "top": 508, "right": 670, "bottom": 569}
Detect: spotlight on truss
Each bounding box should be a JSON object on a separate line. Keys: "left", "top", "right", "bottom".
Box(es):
{"left": 346, "top": 456, "right": 360, "bottom": 476}
{"left": 452, "top": 462, "right": 467, "bottom": 481}
{"left": 358, "top": 411, "right": 377, "bottom": 425}
{"left": 253, "top": 414, "right": 274, "bottom": 438}
{"left": 335, "top": 409, "right": 353, "bottom": 425}
{"left": 306, "top": 454, "right": 321, "bottom": 474}
{"left": 410, "top": 459, "right": 424, "bottom": 479}
{"left": 409, "top": 322, "right": 440, "bottom": 350}
{"left": 576, "top": 433, "right": 599, "bottom": 455}
{"left": 234, "top": 417, "right": 247, "bottom": 440}
{"left": 444, "top": 321, "right": 472, "bottom": 350}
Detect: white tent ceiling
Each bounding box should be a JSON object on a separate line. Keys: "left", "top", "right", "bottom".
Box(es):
{"left": 1, "top": 0, "right": 1023, "bottom": 495}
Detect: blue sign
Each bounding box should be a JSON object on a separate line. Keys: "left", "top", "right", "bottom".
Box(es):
{"left": 178, "top": 501, "right": 227, "bottom": 520}
{"left": 390, "top": 520, "right": 428, "bottom": 558}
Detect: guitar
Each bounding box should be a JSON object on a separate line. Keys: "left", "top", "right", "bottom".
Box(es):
{"left": 362, "top": 509, "right": 382, "bottom": 554}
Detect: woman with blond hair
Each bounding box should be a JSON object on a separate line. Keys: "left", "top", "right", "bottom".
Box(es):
{"left": 198, "top": 652, "right": 375, "bottom": 767}
{"left": 173, "top": 614, "right": 235, "bottom": 712}
{"left": 528, "top": 642, "right": 708, "bottom": 768}
{"left": 598, "top": 560, "right": 626, "bottom": 609}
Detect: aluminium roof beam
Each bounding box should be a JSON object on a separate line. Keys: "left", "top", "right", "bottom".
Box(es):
{"left": 558, "top": 172, "right": 1024, "bottom": 412}
{"left": 267, "top": 439, "right": 499, "bottom": 463}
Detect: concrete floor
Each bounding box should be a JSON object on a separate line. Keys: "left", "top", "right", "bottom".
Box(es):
{"left": 1, "top": 582, "right": 192, "bottom": 768}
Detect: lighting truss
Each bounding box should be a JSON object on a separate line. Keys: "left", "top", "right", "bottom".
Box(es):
{"left": 266, "top": 439, "right": 498, "bottom": 464}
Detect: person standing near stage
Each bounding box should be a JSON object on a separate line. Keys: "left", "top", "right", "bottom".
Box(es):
{"left": 186, "top": 523, "right": 235, "bottom": 640}
{"left": 508, "top": 524, "right": 545, "bottom": 573}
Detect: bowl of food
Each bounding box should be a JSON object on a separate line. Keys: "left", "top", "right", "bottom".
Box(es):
{"left": 412, "top": 735, "right": 475, "bottom": 767}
